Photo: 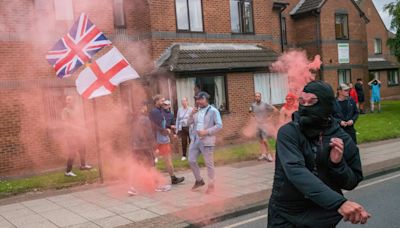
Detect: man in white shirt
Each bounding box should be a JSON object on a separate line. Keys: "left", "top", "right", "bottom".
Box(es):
{"left": 175, "top": 97, "right": 193, "bottom": 161}
{"left": 188, "top": 92, "right": 223, "bottom": 194}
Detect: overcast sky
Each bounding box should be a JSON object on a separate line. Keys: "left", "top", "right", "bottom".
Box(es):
{"left": 372, "top": 0, "right": 395, "bottom": 31}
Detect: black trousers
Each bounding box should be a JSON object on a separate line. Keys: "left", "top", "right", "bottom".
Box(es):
{"left": 66, "top": 137, "right": 86, "bottom": 172}
{"left": 178, "top": 127, "right": 191, "bottom": 157}
{"left": 343, "top": 126, "right": 357, "bottom": 144}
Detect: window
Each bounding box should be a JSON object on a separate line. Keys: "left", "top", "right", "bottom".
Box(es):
{"left": 54, "top": 0, "right": 74, "bottom": 21}
{"left": 374, "top": 38, "right": 382, "bottom": 54}
{"left": 113, "top": 0, "right": 126, "bottom": 28}
{"left": 253, "top": 73, "right": 288, "bottom": 105}
{"left": 175, "top": 0, "right": 203, "bottom": 32}
{"left": 281, "top": 17, "right": 288, "bottom": 45}
{"left": 230, "top": 0, "right": 254, "bottom": 33}
{"left": 176, "top": 76, "right": 227, "bottom": 111}
{"left": 335, "top": 14, "right": 349, "bottom": 39}
{"left": 369, "top": 71, "right": 380, "bottom": 81}
{"left": 338, "top": 69, "right": 351, "bottom": 84}
{"left": 388, "top": 70, "right": 399, "bottom": 86}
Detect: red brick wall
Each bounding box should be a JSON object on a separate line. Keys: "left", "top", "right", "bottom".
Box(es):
{"left": 362, "top": 0, "right": 400, "bottom": 98}
{"left": 219, "top": 72, "right": 255, "bottom": 143}
{"left": 0, "top": 0, "right": 147, "bottom": 176}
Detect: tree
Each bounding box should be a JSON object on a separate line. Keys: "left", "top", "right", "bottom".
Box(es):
{"left": 384, "top": 1, "right": 400, "bottom": 61}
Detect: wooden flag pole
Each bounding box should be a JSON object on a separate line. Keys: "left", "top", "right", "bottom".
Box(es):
{"left": 92, "top": 98, "right": 104, "bottom": 184}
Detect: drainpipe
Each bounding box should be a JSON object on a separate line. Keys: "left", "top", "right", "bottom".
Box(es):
{"left": 314, "top": 9, "right": 323, "bottom": 80}
{"left": 273, "top": 3, "right": 289, "bottom": 53}
{"left": 279, "top": 7, "right": 286, "bottom": 53}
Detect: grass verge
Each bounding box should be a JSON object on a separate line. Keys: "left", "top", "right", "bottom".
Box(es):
{"left": 1, "top": 100, "right": 399, "bottom": 197}
{"left": 355, "top": 100, "right": 400, "bottom": 143}
{"left": 0, "top": 169, "right": 99, "bottom": 198}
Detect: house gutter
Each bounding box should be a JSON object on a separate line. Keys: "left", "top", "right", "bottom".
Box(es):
{"left": 273, "top": 2, "right": 289, "bottom": 53}
{"left": 313, "top": 9, "right": 324, "bottom": 80}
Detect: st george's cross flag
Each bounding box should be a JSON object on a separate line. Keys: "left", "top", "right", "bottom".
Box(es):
{"left": 46, "top": 13, "right": 111, "bottom": 78}
{"left": 76, "top": 47, "right": 140, "bottom": 99}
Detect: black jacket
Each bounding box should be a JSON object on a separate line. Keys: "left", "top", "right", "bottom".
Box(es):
{"left": 333, "top": 98, "right": 359, "bottom": 124}
{"left": 269, "top": 113, "right": 363, "bottom": 225}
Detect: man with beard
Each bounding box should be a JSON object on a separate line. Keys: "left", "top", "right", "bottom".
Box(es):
{"left": 268, "top": 81, "right": 370, "bottom": 227}
{"left": 249, "top": 92, "right": 278, "bottom": 162}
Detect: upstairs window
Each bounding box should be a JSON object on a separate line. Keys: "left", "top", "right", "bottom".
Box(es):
{"left": 335, "top": 14, "right": 349, "bottom": 40}
{"left": 175, "top": 0, "right": 203, "bottom": 32}
{"left": 230, "top": 0, "right": 254, "bottom": 34}
{"left": 374, "top": 38, "right": 382, "bottom": 54}
{"left": 113, "top": 0, "right": 126, "bottom": 28}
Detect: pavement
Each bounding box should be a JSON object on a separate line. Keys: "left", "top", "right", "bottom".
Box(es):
{"left": 0, "top": 138, "right": 399, "bottom": 228}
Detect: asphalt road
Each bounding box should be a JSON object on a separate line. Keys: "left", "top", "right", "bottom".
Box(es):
{"left": 205, "top": 170, "right": 400, "bottom": 228}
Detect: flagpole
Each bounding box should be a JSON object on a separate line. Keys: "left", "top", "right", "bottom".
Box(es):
{"left": 92, "top": 98, "right": 104, "bottom": 184}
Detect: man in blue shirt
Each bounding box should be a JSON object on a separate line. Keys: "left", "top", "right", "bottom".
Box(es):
{"left": 368, "top": 79, "right": 381, "bottom": 113}
{"left": 149, "top": 95, "right": 184, "bottom": 186}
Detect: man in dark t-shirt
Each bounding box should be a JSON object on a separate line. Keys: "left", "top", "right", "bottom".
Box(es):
{"left": 355, "top": 78, "right": 365, "bottom": 114}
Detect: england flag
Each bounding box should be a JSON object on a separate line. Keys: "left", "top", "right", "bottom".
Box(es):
{"left": 76, "top": 47, "right": 140, "bottom": 99}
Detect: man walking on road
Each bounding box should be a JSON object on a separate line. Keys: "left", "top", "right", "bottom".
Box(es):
{"left": 268, "top": 81, "right": 370, "bottom": 227}
{"left": 188, "top": 91, "right": 223, "bottom": 194}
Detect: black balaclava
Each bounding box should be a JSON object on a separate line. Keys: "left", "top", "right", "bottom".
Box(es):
{"left": 299, "top": 80, "right": 335, "bottom": 139}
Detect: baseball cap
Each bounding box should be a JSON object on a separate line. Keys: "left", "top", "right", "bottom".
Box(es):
{"left": 194, "top": 91, "right": 210, "bottom": 100}
{"left": 163, "top": 99, "right": 171, "bottom": 105}
{"left": 338, "top": 83, "right": 350, "bottom": 91}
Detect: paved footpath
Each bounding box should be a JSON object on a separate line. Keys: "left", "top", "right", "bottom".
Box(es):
{"left": 0, "top": 139, "right": 399, "bottom": 228}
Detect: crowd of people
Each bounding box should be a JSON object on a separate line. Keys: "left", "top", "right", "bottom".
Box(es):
{"left": 61, "top": 79, "right": 375, "bottom": 226}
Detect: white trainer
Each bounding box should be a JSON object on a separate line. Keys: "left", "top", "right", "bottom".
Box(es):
{"left": 65, "top": 171, "right": 77, "bottom": 177}
{"left": 155, "top": 185, "right": 172, "bottom": 192}
{"left": 181, "top": 156, "right": 187, "bottom": 161}
{"left": 128, "top": 187, "right": 138, "bottom": 196}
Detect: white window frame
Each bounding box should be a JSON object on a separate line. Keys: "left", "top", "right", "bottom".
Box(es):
{"left": 253, "top": 73, "right": 288, "bottom": 105}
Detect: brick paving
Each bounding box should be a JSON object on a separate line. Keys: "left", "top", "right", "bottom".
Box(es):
{"left": 0, "top": 139, "right": 399, "bottom": 228}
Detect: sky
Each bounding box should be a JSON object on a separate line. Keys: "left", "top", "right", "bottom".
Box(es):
{"left": 372, "top": 0, "right": 396, "bottom": 31}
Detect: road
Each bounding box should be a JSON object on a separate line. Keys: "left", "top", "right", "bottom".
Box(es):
{"left": 205, "top": 170, "right": 400, "bottom": 228}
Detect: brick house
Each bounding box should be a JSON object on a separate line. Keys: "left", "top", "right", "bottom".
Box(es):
{"left": 0, "top": 0, "right": 398, "bottom": 176}
{"left": 284, "top": 0, "right": 370, "bottom": 93}
{"left": 358, "top": 0, "right": 400, "bottom": 98}
{"left": 0, "top": 0, "right": 291, "bottom": 176}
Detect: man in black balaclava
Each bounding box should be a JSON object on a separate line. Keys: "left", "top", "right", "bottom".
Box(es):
{"left": 298, "top": 80, "right": 335, "bottom": 139}
{"left": 268, "top": 81, "right": 371, "bottom": 227}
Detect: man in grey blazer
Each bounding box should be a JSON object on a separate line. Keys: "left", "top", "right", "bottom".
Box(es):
{"left": 188, "top": 91, "right": 223, "bottom": 194}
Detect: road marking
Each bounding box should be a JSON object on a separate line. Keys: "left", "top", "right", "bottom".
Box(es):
{"left": 223, "top": 173, "right": 400, "bottom": 228}
{"left": 355, "top": 172, "right": 400, "bottom": 190}
{"left": 223, "top": 215, "right": 267, "bottom": 228}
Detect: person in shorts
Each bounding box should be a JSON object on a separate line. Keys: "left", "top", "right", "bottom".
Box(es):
{"left": 149, "top": 95, "right": 184, "bottom": 185}
{"left": 249, "top": 92, "right": 278, "bottom": 162}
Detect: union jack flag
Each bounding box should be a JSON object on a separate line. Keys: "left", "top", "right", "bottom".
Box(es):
{"left": 46, "top": 13, "right": 111, "bottom": 78}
